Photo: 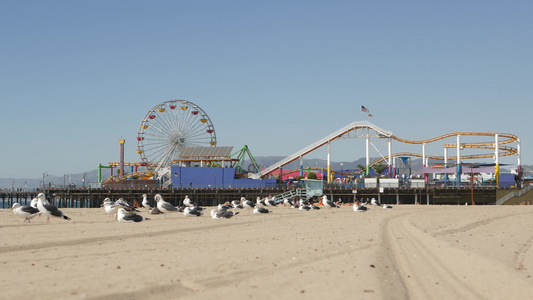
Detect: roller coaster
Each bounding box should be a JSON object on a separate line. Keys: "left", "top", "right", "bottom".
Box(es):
{"left": 261, "top": 121, "right": 521, "bottom": 186}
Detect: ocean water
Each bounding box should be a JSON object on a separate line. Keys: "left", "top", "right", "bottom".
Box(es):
{"left": 0, "top": 196, "right": 82, "bottom": 209}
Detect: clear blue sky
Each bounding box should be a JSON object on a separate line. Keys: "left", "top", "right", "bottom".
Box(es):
{"left": 2, "top": 0, "right": 532, "bottom": 180}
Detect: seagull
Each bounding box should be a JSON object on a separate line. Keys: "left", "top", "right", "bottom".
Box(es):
{"left": 231, "top": 199, "right": 243, "bottom": 209}
{"left": 30, "top": 197, "right": 39, "bottom": 208}
{"left": 242, "top": 197, "right": 255, "bottom": 212}
{"left": 102, "top": 198, "right": 118, "bottom": 218}
{"left": 210, "top": 208, "right": 239, "bottom": 219}
{"left": 141, "top": 194, "right": 153, "bottom": 209}
{"left": 370, "top": 198, "right": 381, "bottom": 206}
{"left": 154, "top": 194, "right": 180, "bottom": 216}
{"left": 256, "top": 197, "right": 266, "bottom": 207}
{"left": 183, "top": 195, "right": 195, "bottom": 207}
{"left": 35, "top": 193, "right": 71, "bottom": 223}
{"left": 117, "top": 208, "right": 150, "bottom": 222}
{"left": 218, "top": 203, "right": 232, "bottom": 210}
{"left": 253, "top": 205, "right": 272, "bottom": 214}
{"left": 190, "top": 204, "right": 206, "bottom": 211}
{"left": 353, "top": 201, "right": 368, "bottom": 212}
{"left": 184, "top": 206, "right": 203, "bottom": 217}
{"left": 11, "top": 203, "right": 40, "bottom": 223}
{"left": 283, "top": 198, "right": 292, "bottom": 207}
{"left": 310, "top": 203, "right": 321, "bottom": 210}
{"left": 322, "top": 195, "right": 339, "bottom": 210}
{"left": 115, "top": 198, "right": 138, "bottom": 212}
{"left": 148, "top": 207, "right": 164, "bottom": 215}
{"left": 298, "top": 205, "right": 311, "bottom": 211}
{"left": 265, "top": 196, "right": 277, "bottom": 207}
{"left": 382, "top": 204, "right": 393, "bottom": 209}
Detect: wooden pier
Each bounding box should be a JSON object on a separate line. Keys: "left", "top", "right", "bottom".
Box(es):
{"left": 1, "top": 186, "right": 499, "bottom": 208}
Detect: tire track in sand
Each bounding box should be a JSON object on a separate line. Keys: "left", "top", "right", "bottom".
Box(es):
{"left": 383, "top": 213, "right": 526, "bottom": 300}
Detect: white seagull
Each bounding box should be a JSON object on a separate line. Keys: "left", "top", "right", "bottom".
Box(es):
{"left": 154, "top": 194, "right": 180, "bottom": 216}
{"left": 322, "top": 195, "right": 339, "bottom": 210}
{"left": 218, "top": 203, "right": 232, "bottom": 210}
{"left": 30, "top": 197, "right": 39, "bottom": 208}
{"left": 11, "top": 203, "right": 40, "bottom": 223}
{"left": 265, "top": 196, "right": 277, "bottom": 207}
{"left": 115, "top": 198, "right": 137, "bottom": 212}
{"left": 102, "top": 198, "right": 118, "bottom": 218}
{"left": 183, "top": 195, "right": 195, "bottom": 207}
{"left": 231, "top": 199, "right": 243, "bottom": 209}
{"left": 141, "top": 194, "right": 153, "bottom": 209}
{"left": 184, "top": 206, "right": 203, "bottom": 217}
{"left": 210, "top": 208, "right": 239, "bottom": 219}
{"left": 253, "top": 205, "right": 272, "bottom": 214}
{"left": 242, "top": 197, "right": 254, "bottom": 210}
{"left": 148, "top": 207, "right": 164, "bottom": 214}
{"left": 310, "top": 203, "right": 321, "bottom": 210}
{"left": 35, "top": 193, "right": 71, "bottom": 223}
{"left": 256, "top": 197, "right": 266, "bottom": 207}
{"left": 117, "top": 208, "right": 150, "bottom": 222}
{"left": 298, "top": 204, "right": 311, "bottom": 211}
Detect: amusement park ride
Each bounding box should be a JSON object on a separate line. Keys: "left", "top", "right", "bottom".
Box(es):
{"left": 100, "top": 99, "right": 522, "bottom": 189}
{"left": 260, "top": 121, "right": 520, "bottom": 188}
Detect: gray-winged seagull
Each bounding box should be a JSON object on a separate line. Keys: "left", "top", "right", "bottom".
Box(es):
{"left": 117, "top": 208, "right": 150, "bottom": 222}
{"left": 11, "top": 203, "right": 40, "bottom": 223}
{"left": 35, "top": 193, "right": 71, "bottom": 223}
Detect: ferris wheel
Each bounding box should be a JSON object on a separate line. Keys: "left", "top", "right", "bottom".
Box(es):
{"left": 136, "top": 100, "right": 217, "bottom": 173}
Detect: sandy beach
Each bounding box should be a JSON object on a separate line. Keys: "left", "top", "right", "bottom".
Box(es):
{"left": 2, "top": 203, "right": 533, "bottom": 300}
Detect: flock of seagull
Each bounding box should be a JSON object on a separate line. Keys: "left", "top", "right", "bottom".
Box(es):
{"left": 10, "top": 192, "right": 392, "bottom": 224}
{"left": 10, "top": 192, "right": 71, "bottom": 224}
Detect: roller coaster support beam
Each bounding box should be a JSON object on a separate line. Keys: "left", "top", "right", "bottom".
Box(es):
{"left": 119, "top": 139, "right": 125, "bottom": 178}
{"left": 518, "top": 139, "right": 522, "bottom": 185}
{"left": 366, "top": 134, "right": 370, "bottom": 175}
{"left": 444, "top": 148, "right": 449, "bottom": 182}
{"left": 299, "top": 156, "right": 303, "bottom": 177}
{"left": 388, "top": 139, "right": 392, "bottom": 177}
{"left": 98, "top": 164, "right": 112, "bottom": 183}
{"left": 495, "top": 134, "right": 499, "bottom": 188}
{"left": 423, "top": 143, "right": 427, "bottom": 184}
{"left": 456, "top": 135, "right": 461, "bottom": 187}
{"left": 327, "top": 141, "right": 332, "bottom": 184}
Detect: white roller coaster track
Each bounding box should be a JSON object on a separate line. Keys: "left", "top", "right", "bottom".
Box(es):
{"left": 261, "top": 121, "right": 392, "bottom": 177}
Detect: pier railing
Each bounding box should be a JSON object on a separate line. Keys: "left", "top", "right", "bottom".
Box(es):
{"left": 495, "top": 185, "right": 533, "bottom": 205}
{"left": 1, "top": 185, "right": 502, "bottom": 208}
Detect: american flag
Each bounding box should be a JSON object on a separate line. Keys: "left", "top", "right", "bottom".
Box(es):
{"left": 361, "top": 105, "right": 369, "bottom": 113}
{"left": 368, "top": 113, "right": 373, "bottom": 117}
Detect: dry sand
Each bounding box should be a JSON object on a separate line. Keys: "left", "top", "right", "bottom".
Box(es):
{"left": 2, "top": 204, "right": 533, "bottom": 300}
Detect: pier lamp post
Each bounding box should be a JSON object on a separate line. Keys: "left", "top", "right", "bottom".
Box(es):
{"left": 82, "top": 172, "right": 87, "bottom": 188}
{"left": 42, "top": 172, "right": 48, "bottom": 190}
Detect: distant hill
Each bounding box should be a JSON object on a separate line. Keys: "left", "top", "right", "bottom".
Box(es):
{"left": 0, "top": 170, "right": 99, "bottom": 190}
{"left": 248, "top": 156, "right": 424, "bottom": 172}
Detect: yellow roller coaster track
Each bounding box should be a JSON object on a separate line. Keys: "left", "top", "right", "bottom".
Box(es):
{"left": 390, "top": 131, "right": 518, "bottom": 161}
{"left": 101, "top": 170, "right": 155, "bottom": 184}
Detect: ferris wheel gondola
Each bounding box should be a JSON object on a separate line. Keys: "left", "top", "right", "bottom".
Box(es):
{"left": 137, "top": 100, "right": 217, "bottom": 174}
